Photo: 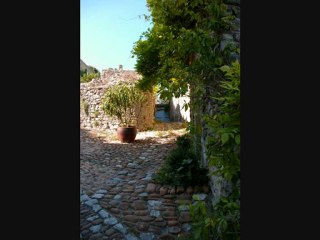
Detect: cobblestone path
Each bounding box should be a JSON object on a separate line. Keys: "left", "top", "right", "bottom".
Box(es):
{"left": 80, "top": 127, "right": 209, "bottom": 240}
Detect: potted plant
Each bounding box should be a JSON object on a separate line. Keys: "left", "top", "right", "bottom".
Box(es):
{"left": 101, "top": 82, "right": 146, "bottom": 143}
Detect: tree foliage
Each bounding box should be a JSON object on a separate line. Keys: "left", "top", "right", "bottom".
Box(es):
{"left": 133, "top": 0, "right": 238, "bottom": 100}
{"left": 132, "top": 1, "right": 240, "bottom": 239}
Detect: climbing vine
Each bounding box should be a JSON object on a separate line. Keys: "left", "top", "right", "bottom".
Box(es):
{"left": 133, "top": 1, "right": 240, "bottom": 239}
{"left": 133, "top": 0, "right": 238, "bottom": 101}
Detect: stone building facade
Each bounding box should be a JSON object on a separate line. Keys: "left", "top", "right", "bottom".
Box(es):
{"left": 80, "top": 66, "right": 155, "bottom": 131}
{"left": 170, "top": 93, "right": 190, "bottom": 122}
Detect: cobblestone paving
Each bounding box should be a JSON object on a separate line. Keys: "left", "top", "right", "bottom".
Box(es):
{"left": 80, "top": 126, "right": 209, "bottom": 240}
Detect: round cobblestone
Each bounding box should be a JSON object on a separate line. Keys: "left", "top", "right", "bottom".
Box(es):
{"left": 80, "top": 126, "right": 206, "bottom": 239}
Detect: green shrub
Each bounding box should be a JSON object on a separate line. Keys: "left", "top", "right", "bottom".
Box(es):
{"left": 101, "top": 82, "right": 146, "bottom": 127}
{"left": 80, "top": 98, "right": 89, "bottom": 116}
{"left": 154, "top": 134, "right": 208, "bottom": 187}
{"left": 80, "top": 72, "right": 100, "bottom": 83}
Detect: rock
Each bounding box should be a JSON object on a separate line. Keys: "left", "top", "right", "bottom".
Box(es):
{"left": 163, "top": 211, "right": 175, "bottom": 218}
{"left": 151, "top": 221, "right": 166, "bottom": 227}
{"left": 140, "top": 232, "right": 155, "bottom": 240}
{"left": 86, "top": 215, "right": 99, "bottom": 222}
{"left": 176, "top": 186, "right": 185, "bottom": 194}
{"left": 179, "top": 212, "right": 191, "bottom": 223}
{"left": 150, "top": 210, "right": 160, "bottom": 217}
{"left": 92, "top": 219, "right": 103, "bottom": 225}
{"left": 89, "top": 233, "right": 103, "bottom": 240}
{"left": 108, "top": 178, "right": 123, "bottom": 184}
{"left": 80, "top": 194, "right": 90, "bottom": 202}
{"left": 118, "top": 170, "right": 128, "bottom": 175}
{"left": 134, "top": 210, "right": 149, "bottom": 216}
{"left": 124, "top": 215, "right": 139, "bottom": 222}
{"left": 104, "top": 217, "right": 118, "bottom": 225}
{"left": 98, "top": 210, "right": 110, "bottom": 219}
{"left": 105, "top": 228, "right": 116, "bottom": 236}
{"left": 96, "top": 189, "right": 108, "bottom": 194}
{"left": 85, "top": 199, "right": 98, "bottom": 207}
{"left": 168, "top": 188, "right": 176, "bottom": 195}
{"left": 136, "top": 222, "right": 149, "bottom": 231}
{"left": 91, "top": 193, "right": 104, "bottom": 199}
{"left": 139, "top": 216, "right": 155, "bottom": 222}
{"left": 159, "top": 233, "right": 175, "bottom": 240}
{"left": 148, "top": 225, "right": 162, "bottom": 234}
{"left": 131, "top": 202, "right": 148, "bottom": 210}
{"left": 119, "top": 202, "right": 130, "bottom": 210}
{"left": 89, "top": 224, "right": 101, "bottom": 233}
{"left": 138, "top": 192, "right": 148, "bottom": 198}
{"left": 109, "top": 199, "right": 121, "bottom": 206}
{"left": 162, "top": 194, "right": 176, "bottom": 199}
{"left": 168, "top": 220, "right": 179, "bottom": 226}
{"left": 127, "top": 163, "right": 139, "bottom": 168}
{"left": 125, "top": 233, "right": 139, "bottom": 240}
{"left": 114, "top": 223, "right": 127, "bottom": 234}
{"left": 113, "top": 194, "right": 122, "bottom": 200}
{"left": 159, "top": 187, "right": 168, "bottom": 195}
{"left": 81, "top": 223, "right": 92, "bottom": 231}
{"left": 110, "top": 208, "right": 120, "bottom": 214}
{"left": 168, "top": 226, "right": 181, "bottom": 234}
{"left": 155, "top": 216, "right": 164, "bottom": 222}
{"left": 181, "top": 223, "right": 192, "bottom": 232}
{"left": 148, "top": 200, "right": 162, "bottom": 208}
{"left": 122, "top": 210, "right": 134, "bottom": 215}
{"left": 146, "top": 183, "right": 156, "bottom": 193}
{"left": 81, "top": 229, "right": 90, "bottom": 237}
{"left": 92, "top": 204, "right": 102, "bottom": 212}
{"left": 148, "top": 193, "right": 162, "bottom": 199}
{"left": 186, "top": 186, "right": 193, "bottom": 195}
{"left": 142, "top": 172, "right": 154, "bottom": 180}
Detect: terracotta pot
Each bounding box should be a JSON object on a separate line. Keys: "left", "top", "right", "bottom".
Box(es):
{"left": 116, "top": 126, "right": 137, "bottom": 143}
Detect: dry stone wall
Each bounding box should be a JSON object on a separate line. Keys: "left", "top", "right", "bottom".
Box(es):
{"left": 80, "top": 68, "right": 155, "bottom": 131}
{"left": 203, "top": 0, "right": 240, "bottom": 204}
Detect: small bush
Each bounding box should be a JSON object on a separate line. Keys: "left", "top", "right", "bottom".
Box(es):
{"left": 80, "top": 72, "right": 100, "bottom": 83}
{"left": 154, "top": 134, "right": 208, "bottom": 187}
{"left": 93, "top": 120, "right": 99, "bottom": 127}
{"left": 80, "top": 98, "right": 89, "bottom": 116}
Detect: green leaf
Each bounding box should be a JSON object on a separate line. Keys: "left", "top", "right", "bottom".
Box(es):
{"left": 235, "top": 135, "right": 240, "bottom": 144}
{"left": 221, "top": 133, "right": 229, "bottom": 145}
{"left": 193, "top": 195, "right": 200, "bottom": 201}
{"left": 220, "top": 65, "right": 230, "bottom": 72}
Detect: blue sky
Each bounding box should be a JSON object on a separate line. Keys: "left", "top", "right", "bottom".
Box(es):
{"left": 80, "top": 0, "right": 152, "bottom": 72}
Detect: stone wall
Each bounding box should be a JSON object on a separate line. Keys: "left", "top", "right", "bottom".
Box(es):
{"left": 80, "top": 67, "right": 155, "bottom": 131}
{"left": 199, "top": 0, "right": 240, "bottom": 205}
